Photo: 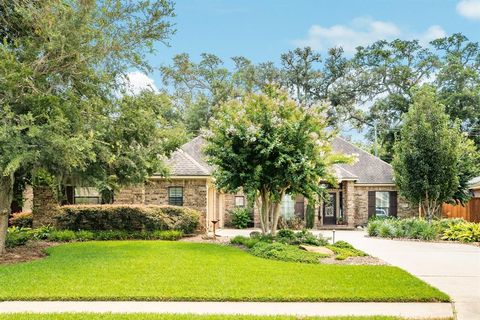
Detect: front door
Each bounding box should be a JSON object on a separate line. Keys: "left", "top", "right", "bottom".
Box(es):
{"left": 322, "top": 193, "right": 336, "bottom": 225}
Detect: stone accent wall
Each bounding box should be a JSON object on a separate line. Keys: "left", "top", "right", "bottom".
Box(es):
{"left": 114, "top": 185, "right": 145, "bottom": 204}
{"left": 222, "top": 192, "right": 248, "bottom": 227}
{"left": 115, "top": 179, "right": 208, "bottom": 231}
{"left": 22, "top": 185, "right": 33, "bottom": 213}
{"left": 143, "top": 179, "right": 208, "bottom": 214}
{"left": 32, "top": 186, "right": 61, "bottom": 227}
{"left": 342, "top": 181, "right": 355, "bottom": 227}
{"left": 353, "top": 185, "right": 417, "bottom": 226}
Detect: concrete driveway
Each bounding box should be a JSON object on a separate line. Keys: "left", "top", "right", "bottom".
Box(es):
{"left": 320, "top": 230, "right": 480, "bottom": 320}
{"left": 218, "top": 228, "right": 480, "bottom": 319}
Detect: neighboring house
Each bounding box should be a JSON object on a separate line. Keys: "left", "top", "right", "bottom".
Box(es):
{"left": 115, "top": 136, "right": 416, "bottom": 230}
{"left": 469, "top": 176, "right": 480, "bottom": 198}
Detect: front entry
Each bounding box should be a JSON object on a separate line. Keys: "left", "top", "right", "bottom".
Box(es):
{"left": 322, "top": 193, "right": 336, "bottom": 225}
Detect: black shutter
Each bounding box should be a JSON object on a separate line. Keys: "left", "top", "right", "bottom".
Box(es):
{"left": 389, "top": 191, "right": 398, "bottom": 217}
{"left": 368, "top": 191, "right": 376, "bottom": 219}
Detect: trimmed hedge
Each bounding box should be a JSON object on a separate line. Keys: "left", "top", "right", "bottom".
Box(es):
{"left": 9, "top": 212, "right": 33, "bottom": 228}
{"left": 56, "top": 205, "right": 200, "bottom": 234}
{"left": 5, "top": 227, "right": 185, "bottom": 248}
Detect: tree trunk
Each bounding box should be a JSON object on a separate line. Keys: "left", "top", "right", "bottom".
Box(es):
{"left": 270, "top": 201, "right": 282, "bottom": 235}
{"left": 0, "top": 173, "right": 14, "bottom": 255}
{"left": 258, "top": 190, "right": 269, "bottom": 234}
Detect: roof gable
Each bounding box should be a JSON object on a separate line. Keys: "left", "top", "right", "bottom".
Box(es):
{"left": 332, "top": 137, "right": 394, "bottom": 184}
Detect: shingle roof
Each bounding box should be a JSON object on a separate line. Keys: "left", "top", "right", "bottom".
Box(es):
{"left": 469, "top": 176, "right": 480, "bottom": 190}
{"left": 331, "top": 137, "right": 394, "bottom": 184}
{"left": 163, "top": 136, "right": 395, "bottom": 184}
{"left": 163, "top": 138, "right": 211, "bottom": 176}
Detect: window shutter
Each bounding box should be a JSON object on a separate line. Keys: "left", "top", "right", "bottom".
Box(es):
{"left": 389, "top": 191, "right": 398, "bottom": 217}
{"left": 368, "top": 191, "right": 376, "bottom": 218}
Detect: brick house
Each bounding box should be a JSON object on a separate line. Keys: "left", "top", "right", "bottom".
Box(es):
{"left": 115, "top": 136, "right": 416, "bottom": 230}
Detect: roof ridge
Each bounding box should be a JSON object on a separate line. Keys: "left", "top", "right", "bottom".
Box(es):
{"left": 180, "top": 149, "right": 210, "bottom": 175}
{"left": 335, "top": 136, "right": 392, "bottom": 167}
{"left": 334, "top": 164, "right": 358, "bottom": 178}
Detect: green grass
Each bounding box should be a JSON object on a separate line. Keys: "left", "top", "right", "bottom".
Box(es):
{"left": 0, "top": 314, "right": 415, "bottom": 320}
{"left": 0, "top": 241, "right": 449, "bottom": 302}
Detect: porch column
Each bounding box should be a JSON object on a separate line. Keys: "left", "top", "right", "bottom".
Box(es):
{"left": 342, "top": 181, "right": 355, "bottom": 227}
{"left": 314, "top": 200, "right": 321, "bottom": 228}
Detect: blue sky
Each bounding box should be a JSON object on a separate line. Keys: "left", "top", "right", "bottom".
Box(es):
{"left": 125, "top": 0, "right": 480, "bottom": 138}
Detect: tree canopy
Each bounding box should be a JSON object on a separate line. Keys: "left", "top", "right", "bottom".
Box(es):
{"left": 204, "top": 87, "right": 351, "bottom": 234}
{"left": 392, "top": 86, "right": 479, "bottom": 219}
{"left": 0, "top": 0, "right": 176, "bottom": 253}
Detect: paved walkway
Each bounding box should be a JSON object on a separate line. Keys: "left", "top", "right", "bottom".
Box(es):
{"left": 0, "top": 301, "right": 453, "bottom": 318}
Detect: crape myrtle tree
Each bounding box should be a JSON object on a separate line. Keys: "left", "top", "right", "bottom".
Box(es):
{"left": 0, "top": 0, "right": 176, "bottom": 254}
{"left": 392, "top": 86, "right": 480, "bottom": 220}
{"left": 204, "top": 87, "right": 352, "bottom": 234}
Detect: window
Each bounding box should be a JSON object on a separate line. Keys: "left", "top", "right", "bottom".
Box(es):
{"left": 235, "top": 196, "right": 245, "bottom": 207}
{"left": 74, "top": 187, "right": 101, "bottom": 204}
{"left": 168, "top": 187, "right": 183, "bottom": 206}
{"left": 280, "top": 194, "right": 295, "bottom": 219}
{"left": 375, "top": 191, "right": 390, "bottom": 217}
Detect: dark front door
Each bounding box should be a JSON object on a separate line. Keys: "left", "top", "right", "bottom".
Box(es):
{"left": 322, "top": 193, "right": 336, "bottom": 225}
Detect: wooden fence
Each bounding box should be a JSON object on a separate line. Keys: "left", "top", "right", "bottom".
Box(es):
{"left": 442, "top": 198, "right": 480, "bottom": 222}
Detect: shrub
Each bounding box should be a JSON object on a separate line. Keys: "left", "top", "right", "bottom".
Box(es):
{"left": 29, "top": 226, "right": 54, "bottom": 240}
{"left": 327, "top": 241, "right": 367, "bottom": 260}
{"left": 442, "top": 222, "right": 480, "bottom": 242}
{"left": 293, "top": 229, "right": 329, "bottom": 246}
{"left": 48, "top": 230, "right": 76, "bottom": 242}
{"left": 93, "top": 230, "right": 131, "bottom": 241}
{"left": 56, "top": 204, "right": 200, "bottom": 234}
{"left": 367, "top": 219, "right": 382, "bottom": 236}
{"left": 378, "top": 221, "right": 396, "bottom": 238}
{"left": 230, "top": 235, "right": 260, "bottom": 248}
{"left": 367, "top": 218, "right": 474, "bottom": 242}
{"left": 75, "top": 230, "right": 95, "bottom": 241}
{"left": 250, "top": 242, "right": 324, "bottom": 263}
{"left": 249, "top": 231, "right": 262, "bottom": 238}
{"left": 229, "top": 208, "right": 251, "bottom": 229}
{"left": 278, "top": 216, "right": 304, "bottom": 230}
{"left": 276, "top": 229, "right": 296, "bottom": 240}
{"left": 6, "top": 227, "right": 31, "bottom": 248}
{"left": 152, "top": 230, "right": 183, "bottom": 240}
{"left": 9, "top": 212, "right": 33, "bottom": 228}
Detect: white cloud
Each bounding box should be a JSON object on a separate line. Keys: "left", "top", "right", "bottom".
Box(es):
{"left": 457, "top": 0, "right": 480, "bottom": 20}
{"left": 293, "top": 17, "right": 446, "bottom": 54}
{"left": 418, "top": 25, "right": 447, "bottom": 45}
{"left": 123, "top": 71, "right": 158, "bottom": 95}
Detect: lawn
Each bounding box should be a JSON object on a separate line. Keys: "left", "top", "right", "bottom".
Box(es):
{"left": 0, "top": 315, "right": 415, "bottom": 320}
{"left": 0, "top": 241, "right": 449, "bottom": 302}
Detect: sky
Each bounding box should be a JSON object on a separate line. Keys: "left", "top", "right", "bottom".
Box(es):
{"left": 125, "top": 0, "right": 480, "bottom": 139}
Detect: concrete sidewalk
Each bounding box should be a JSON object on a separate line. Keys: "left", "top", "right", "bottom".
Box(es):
{"left": 0, "top": 301, "right": 454, "bottom": 318}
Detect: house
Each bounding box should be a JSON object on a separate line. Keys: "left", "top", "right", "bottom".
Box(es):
{"left": 469, "top": 176, "right": 480, "bottom": 198}
{"left": 115, "top": 136, "right": 416, "bottom": 230}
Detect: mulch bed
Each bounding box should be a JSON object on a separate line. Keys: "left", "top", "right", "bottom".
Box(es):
{"left": 320, "top": 256, "right": 388, "bottom": 266}
{"left": 0, "top": 241, "right": 57, "bottom": 265}
{"left": 182, "top": 234, "right": 389, "bottom": 265}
